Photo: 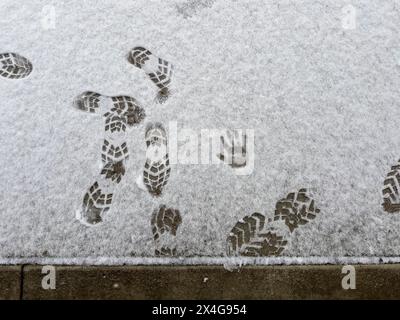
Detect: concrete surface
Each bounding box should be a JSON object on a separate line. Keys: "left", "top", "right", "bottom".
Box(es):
{"left": 0, "top": 266, "right": 22, "bottom": 300}
{"left": 11, "top": 264, "right": 400, "bottom": 299}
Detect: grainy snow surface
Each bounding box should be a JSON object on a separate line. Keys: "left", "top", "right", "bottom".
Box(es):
{"left": 1, "top": 0, "right": 400, "bottom": 264}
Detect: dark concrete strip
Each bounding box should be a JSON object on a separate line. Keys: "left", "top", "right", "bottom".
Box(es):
{"left": 0, "top": 266, "right": 22, "bottom": 300}
{"left": 18, "top": 264, "right": 400, "bottom": 300}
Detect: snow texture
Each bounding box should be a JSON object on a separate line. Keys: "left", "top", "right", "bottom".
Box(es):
{"left": 1, "top": 0, "right": 400, "bottom": 265}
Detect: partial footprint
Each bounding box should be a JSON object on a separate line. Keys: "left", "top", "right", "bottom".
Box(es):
{"left": 226, "top": 212, "right": 288, "bottom": 257}
{"left": 127, "top": 47, "right": 173, "bottom": 103}
{"left": 0, "top": 53, "right": 32, "bottom": 79}
{"left": 151, "top": 205, "right": 182, "bottom": 256}
{"left": 77, "top": 182, "right": 113, "bottom": 226}
{"left": 138, "top": 122, "right": 171, "bottom": 197}
{"left": 226, "top": 189, "right": 320, "bottom": 257}
{"left": 382, "top": 160, "right": 400, "bottom": 213}
{"left": 74, "top": 91, "right": 145, "bottom": 226}
{"left": 273, "top": 188, "right": 320, "bottom": 232}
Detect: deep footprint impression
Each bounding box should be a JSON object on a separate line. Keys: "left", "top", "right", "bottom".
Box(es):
{"left": 127, "top": 46, "right": 173, "bottom": 103}
{"left": 0, "top": 52, "right": 32, "bottom": 79}
{"left": 74, "top": 91, "right": 145, "bottom": 226}
{"left": 151, "top": 205, "right": 182, "bottom": 256}
{"left": 226, "top": 189, "right": 320, "bottom": 257}
{"left": 138, "top": 122, "right": 171, "bottom": 197}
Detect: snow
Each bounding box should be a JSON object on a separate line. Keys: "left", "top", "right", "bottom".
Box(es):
{"left": 1, "top": 0, "right": 400, "bottom": 264}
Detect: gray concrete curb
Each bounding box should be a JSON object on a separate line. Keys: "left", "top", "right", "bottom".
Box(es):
{"left": 1, "top": 265, "right": 400, "bottom": 300}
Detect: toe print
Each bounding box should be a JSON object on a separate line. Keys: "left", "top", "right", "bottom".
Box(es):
{"left": 151, "top": 205, "right": 182, "bottom": 256}
{"left": 74, "top": 92, "right": 145, "bottom": 226}
{"left": 217, "top": 130, "right": 248, "bottom": 168}
{"left": 142, "top": 122, "right": 171, "bottom": 196}
{"left": 226, "top": 189, "right": 320, "bottom": 257}
{"left": 0, "top": 53, "right": 32, "bottom": 79}
{"left": 227, "top": 213, "right": 287, "bottom": 257}
{"left": 127, "top": 47, "right": 173, "bottom": 103}
{"left": 274, "top": 188, "right": 320, "bottom": 232}
{"left": 382, "top": 160, "right": 400, "bottom": 213}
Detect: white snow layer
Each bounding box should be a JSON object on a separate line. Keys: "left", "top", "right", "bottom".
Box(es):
{"left": 1, "top": 0, "right": 400, "bottom": 265}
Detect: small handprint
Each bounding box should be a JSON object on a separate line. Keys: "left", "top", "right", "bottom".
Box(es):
{"left": 217, "top": 130, "right": 248, "bottom": 168}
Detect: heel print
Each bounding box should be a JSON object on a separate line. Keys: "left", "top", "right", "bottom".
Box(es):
{"left": 73, "top": 91, "right": 102, "bottom": 113}
{"left": 0, "top": 52, "right": 32, "bottom": 79}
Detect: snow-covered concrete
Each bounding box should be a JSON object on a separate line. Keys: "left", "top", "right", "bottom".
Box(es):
{"left": 1, "top": 0, "right": 400, "bottom": 264}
